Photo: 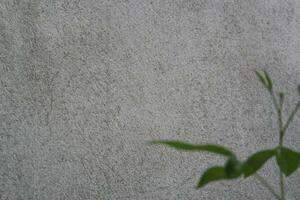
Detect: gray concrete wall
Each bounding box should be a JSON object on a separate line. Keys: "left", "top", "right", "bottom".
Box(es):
{"left": 1, "top": 0, "right": 300, "bottom": 199}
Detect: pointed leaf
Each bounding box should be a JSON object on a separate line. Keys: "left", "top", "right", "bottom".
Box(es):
{"left": 298, "top": 84, "right": 300, "bottom": 94}
{"left": 150, "top": 140, "right": 234, "bottom": 157}
{"left": 263, "top": 70, "right": 273, "bottom": 90}
{"left": 255, "top": 70, "right": 269, "bottom": 89}
{"left": 197, "top": 166, "right": 227, "bottom": 188}
{"left": 243, "top": 149, "right": 276, "bottom": 177}
{"left": 276, "top": 147, "right": 300, "bottom": 176}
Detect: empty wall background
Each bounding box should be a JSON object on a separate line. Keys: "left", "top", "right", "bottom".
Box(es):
{"left": 1, "top": 0, "right": 300, "bottom": 199}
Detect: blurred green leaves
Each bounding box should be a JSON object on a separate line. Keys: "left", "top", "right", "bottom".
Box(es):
{"left": 197, "top": 156, "right": 243, "bottom": 188}
{"left": 150, "top": 141, "right": 243, "bottom": 188}
{"left": 150, "top": 70, "right": 300, "bottom": 199}
{"left": 276, "top": 147, "right": 300, "bottom": 176}
{"left": 197, "top": 166, "right": 227, "bottom": 188}
{"left": 151, "top": 140, "right": 300, "bottom": 188}
{"left": 225, "top": 157, "right": 243, "bottom": 179}
{"left": 243, "top": 149, "right": 276, "bottom": 177}
{"left": 150, "top": 140, "right": 234, "bottom": 157}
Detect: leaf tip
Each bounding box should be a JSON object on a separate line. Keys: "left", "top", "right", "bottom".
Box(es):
{"left": 148, "top": 140, "right": 161, "bottom": 145}
{"left": 263, "top": 70, "right": 273, "bottom": 90}
{"left": 255, "top": 70, "right": 268, "bottom": 88}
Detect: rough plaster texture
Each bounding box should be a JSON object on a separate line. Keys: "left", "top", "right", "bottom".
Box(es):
{"left": 1, "top": 0, "right": 300, "bottom": 199}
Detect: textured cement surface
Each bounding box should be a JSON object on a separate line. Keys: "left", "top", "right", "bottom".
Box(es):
{"left": 1, "top": 0, "right": 300, "bottom": 199}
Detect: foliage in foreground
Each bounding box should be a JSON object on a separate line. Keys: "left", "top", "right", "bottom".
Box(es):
{"left": 151, "top": 70, "right": 300, "bottom": 200}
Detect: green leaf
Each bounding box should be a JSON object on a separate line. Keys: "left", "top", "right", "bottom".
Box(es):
{"left": 276, "top": 147, "right": 300, "bottom": 176}
{"left": 243, "top": 149, "right": 276, "bottom": 177}
{"left": 197, "top": 166, "right": 227, "bottom": 188}
{"left": 255, "top": 70, "right": 269, "bottom": 89}
{"left": 225, "top": 156, "right": 243, "bottom": 178}
{"left": 263, "top": 70, "right": 273, "bottom": 90}
{"left": 298, "top": 85, "right": 300, "bottom": 94}
{"left": 150, "top": 140, "right": 234, "bottom": 157}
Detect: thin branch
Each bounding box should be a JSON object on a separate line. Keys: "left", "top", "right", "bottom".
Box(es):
{"left": 254, "top": 174, "right": 281, "bottom": 200}
{"left": 280, "top": 171, "right": 285, "bottom": 200}
{"left": 270, "top": 91, "right": 283, "bottom": 131}
{"left": 282, "top": 101, "right": 300, "bottom": 133}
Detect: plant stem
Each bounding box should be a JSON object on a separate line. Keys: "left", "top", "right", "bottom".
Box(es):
{"left": 270, "top": 91, "right": 285, "bottom": 200}
{"left": 254, "top": 174, "right": 281, "bottom": 200}
{"left": 282, "top": 101, "right": 300, "bottom": 133}
{"left": 280, "top": 171, "right": 285, "bottom": 200}
{"left": 279, "top": 129, "right": 285, "bottom": 200}
{"left": 271, "top": 91, "right": 283, "bottom": 133}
